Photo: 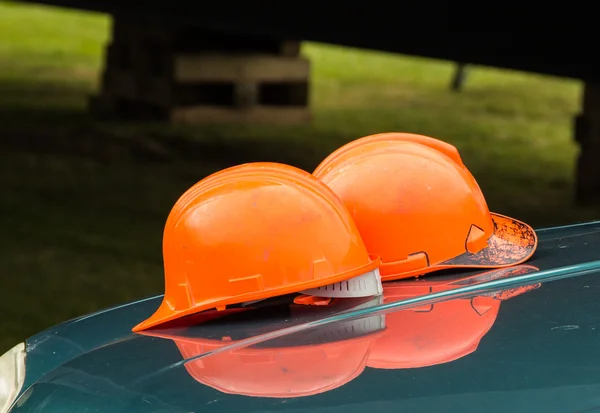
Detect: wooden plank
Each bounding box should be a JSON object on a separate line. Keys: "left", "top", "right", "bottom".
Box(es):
{"left": 101, "top": 69, "right": 172, "bottom": 106}
{"left": 137, "top": 75, "right": 172, "bottom": 106}
{"left": 101, "top": 69, "right": 137, "bottom": 100}
{"left": 574, "top": 81, "right": 600, "bottom": 204}
{"left": 260, "top": 81, "right": 309, "bottom": 106}
{"left": 582, "top": 82, "right": 600, "bottom": 120}
{"left": 170, "top": 106, "right": 311, "bottom": 124}
{"left": 174, "top": 54, "right": 310, "bottom": 83}
{"left": 104, "top": 42, "right": 123, "bottom": 70}
{"left": 234, "top": 82, "right": 259, "bottom": 108}
{"left": 575, "top": 143, "right": 600, "bottom": 204}
{"left": 279, "top": 40, "right": 301, "bottom": 57}
{"left": 88, "top": 95, "right": 115, "bottom": 119}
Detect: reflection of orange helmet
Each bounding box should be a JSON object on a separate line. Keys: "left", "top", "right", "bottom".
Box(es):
{"left": 367, "top": 265, "right": 540, "bottom": 369}
{"left": 133, "top": 162, "right": 381, "bottom": 332}
{"left": 143, "top": 297, "right": 385, "bottom": 398}
{"left": 313, "top": 132, "right": 538, "bottom": 281}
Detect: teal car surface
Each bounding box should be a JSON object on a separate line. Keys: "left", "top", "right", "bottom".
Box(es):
{"left": 2, "top": 221, "right": 600, "bottom": 412}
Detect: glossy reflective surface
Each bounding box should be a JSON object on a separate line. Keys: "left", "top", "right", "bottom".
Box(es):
{"left": 9, "top": 221, "right": 600, "bottom": 412}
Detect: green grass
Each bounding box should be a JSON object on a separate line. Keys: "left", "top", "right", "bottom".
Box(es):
{"left": 0, "top": 1, "right": 598, "bottom": 353}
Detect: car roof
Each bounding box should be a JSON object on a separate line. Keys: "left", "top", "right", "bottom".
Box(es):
{"left": 11, "top": 221, "right": 600, "bottom": 413}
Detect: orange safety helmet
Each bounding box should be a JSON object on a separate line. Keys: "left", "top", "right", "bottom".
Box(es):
{"left": 133, "top": 162, "right": 382, "bottom": 332}
{"left": 141, "top": 296, "right": 385, "bottom": 398}
{"left": 366, "top": 265, "right": 540, "bottom": 369}
{"left": 313, "top": 132, "right": 538, "bottom": 281}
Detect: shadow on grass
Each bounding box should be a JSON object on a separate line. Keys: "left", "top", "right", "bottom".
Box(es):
{"left": 0, "top": 123, "right": 324, "bottom": 171}
{"left": 2, "top": 72, "right": 600, "bottom": 354}
{"left": 0, "top": 78, "right": 327, "bottom": 172}
{"left": 1, "top": 76, "right": 598, "bottom": 227}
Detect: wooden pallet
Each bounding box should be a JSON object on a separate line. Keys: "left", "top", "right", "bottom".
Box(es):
{"left": 574, "top": 82, "right": 600, "bottom": 204}
{"left": 90, "top": 19, "right": 311, "bottom": 124}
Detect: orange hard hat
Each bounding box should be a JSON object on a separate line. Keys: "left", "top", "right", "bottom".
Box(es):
{"left": 366, "top": 265, "right": 540, "bottom": 369}
{"left": 142, "top": 297, "right": 385, "bottom": 398}
{"left": 133, "top": 162, "right": 382, "bottom": 332}
{"left": 313, "top": 132, "right": 538, "bottom": 281}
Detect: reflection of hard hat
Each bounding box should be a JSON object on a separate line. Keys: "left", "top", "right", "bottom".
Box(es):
{"left": 133, "top": 162, "right": 382, "bottom": 332}
{"left": 144, "top": 297, "right": 385, "bottom": 398}
{"left": 367, "top": 265, "right": 540, "bottom": 369}
{"left": 313, "top": 133, "right": 538, "bottom": 281}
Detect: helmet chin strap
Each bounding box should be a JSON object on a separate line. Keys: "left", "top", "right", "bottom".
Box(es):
{"left": 300, "top": 268, "right": 383, "bottom": 298}
{"left": 238, "top": 269, "right": 383, "bottom": 308}
{"left": 262, "top": 297, "right": 386, "bottom": 348}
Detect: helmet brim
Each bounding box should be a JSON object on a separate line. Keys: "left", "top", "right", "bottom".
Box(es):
{"left": 439, "top": 212, "right": 538, "bottom": 268}
{"left": 380, "top": 213, "right": 538, "bottom": 281}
